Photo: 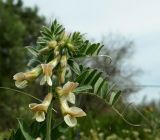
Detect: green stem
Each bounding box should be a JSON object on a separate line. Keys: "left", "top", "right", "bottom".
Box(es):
{"left": 46, "top": 99, "right": 53, "bottom": 140}
{"left": 46, "top": 86, "right": 53, "bottom": 140}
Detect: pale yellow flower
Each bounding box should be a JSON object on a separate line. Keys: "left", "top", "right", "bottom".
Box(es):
{"left": 40, "top": 56, "right": 60, "bottom": 86}
{"left": 56, "top": 81, "right": 79, "bottom": 104}
{"left": 40, "top": 64, "right": 53, "bottom": 86}
{"left": 60, "top": 100, "right": 86, "bottom": 127}
{"left": 13, "top": 66, "right": 41, "bottom": 89}
{"left": 29, "top": 93, "right": 53, "bottom": 122}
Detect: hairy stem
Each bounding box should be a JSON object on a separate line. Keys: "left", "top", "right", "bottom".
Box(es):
{"left": 46, "top": 99, "right": 53, "bottom": 140}
{"left": 46, "top": 87, "right": 53, "bottom": 140}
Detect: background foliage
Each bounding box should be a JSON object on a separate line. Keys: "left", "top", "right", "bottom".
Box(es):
{"left": 0, "top": 0, "right": 45, "bottom": 130}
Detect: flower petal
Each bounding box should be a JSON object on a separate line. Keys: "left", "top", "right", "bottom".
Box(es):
{"left": 40, "top": 76, "right": 46, "bottom": 85}
{"left": 35, "top": 111, "right": 45, "bottom": 122}
{"left": 15, "top": 80, "right": 28, "bottom": 89}
{"left": 47, "top": 76, "right": 52, "bottom": 86}
{"left": 63, "top": 81, "right": 79, "bottom": 93}
{"left": 64, "top": 114, "right": 77, "bottom": 127}
{"left": 66, "top": 92, "right": 75, "bottom": 104}
{"left": 13, "top": 72, "right": 25, "bottom": 81}
{"left": 29, "top": 103, "right": 38, "bottom": 109}
{"left": 68, "top": 107, "right": 86, "bottom": 117}
{"left": 42, "top": 93, "right": 53, "bottom": 106}
{"left": 29, "top": 103, "right": 48, "bottom": 112}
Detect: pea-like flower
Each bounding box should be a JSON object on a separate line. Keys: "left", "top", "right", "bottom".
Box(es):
{"left": 56, "top": 81, "right": 79, "bottom": 104}
{"left": 13, "top": 66, "right": 41, "bottom": 89}
{"left": 40, "top": 56, "right": 60, "bottom": 86}
{"left": 29, "top": 93, "right": 53, "bottom": 122}
{"left": 60, "top": 99, "right": 86, "bottom": 127}
{"left": 40, "top": 64, "right": 53, "bottom": 86}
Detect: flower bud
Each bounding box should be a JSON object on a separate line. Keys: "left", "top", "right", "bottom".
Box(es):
{"left": 49, "top": 55, "right": 60, "bottom": 68}
{"left": 59, "top": 67, "right": 66, "bottom": 84}
{"left": 67, "top": 43, "right": 75, "bottom": 51}
{"left": 60, "top": 55, "right": 67, "bottom": 67}
{"left": 48, "top": 40, "right": 57, "bottom": 49}
{"left": 54, "top": 46, "right": 60, "bottom": 56}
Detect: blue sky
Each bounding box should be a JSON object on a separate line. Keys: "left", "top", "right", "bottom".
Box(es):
{"left": 24, "top": 0, "right": 160, "bottom": 104}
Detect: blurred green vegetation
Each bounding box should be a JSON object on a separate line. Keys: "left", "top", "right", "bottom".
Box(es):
{"left": 0, "top": 0, "right": 45, "bottom": 131}
{"left": 55, "top": 101, "right": 160, "bottom": 140}
{"left": 0, "top": 0, "right": 159, "bottom": 140}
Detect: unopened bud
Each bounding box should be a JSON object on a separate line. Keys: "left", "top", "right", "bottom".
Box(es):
{"left": 49, "top": 55, "right": 60, "bottom": 68}
{"left": 48, "top": 40, "right": 57, "bottom": 49}
{"left": 54, "top": 46, "right": 60, "bottom": 56}
{"left": 60, "top": 55, "right": 67, "bottom": 67}
{"left": 59, "top": 67, "right": 66, "bottom": 84}
{"left": 67, "top": 43, "right": 75, "bottom": 51}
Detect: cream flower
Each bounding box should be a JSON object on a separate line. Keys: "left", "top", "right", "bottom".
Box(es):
{"left": 40, "top": 56, "right": 60, "bottom": 86}
{"left": 29, "top": 93, "right": 53, "bottom": 122}
{"left": 60, "top": 100, "right": 86, "bottom": 127}
{"left": 13, "top": 66, "right": 41, "bottom": 89}
{"left": 40, "top": 64, "right": 53, "bottom": 86}
{"left": 56, "top": 81, "right": 79, "bottom": 104}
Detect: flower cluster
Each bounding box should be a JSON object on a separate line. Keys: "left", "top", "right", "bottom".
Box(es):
{"left": 13, "top": 31, "right": 86, "bottom": 127}
{"left": 56, "top": 81, "right": 86, "bottom": 127}
{"left": 13, "top": 55, "right": 60, "bottom": 88}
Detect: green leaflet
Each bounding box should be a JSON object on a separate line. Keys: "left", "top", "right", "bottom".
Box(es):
{"left": 27, "top": 58, "right": 41, "bottom": 68}
{"left": 75, "top": 70, "right": 90, "bottom": 84}
{"left": 68, "top": 59, "right": 81, "bottom": 75}
{"left": 109, "top": 91, "right": 121, "bottom": 105}
{"left": 74, "top": 85, "right": 92, "bottom": 93}
{"left": 71, "top": 63, "right": 121, "bottom": 105}
{"left": 25, "top": 46, "right": 39, "bottom": 57}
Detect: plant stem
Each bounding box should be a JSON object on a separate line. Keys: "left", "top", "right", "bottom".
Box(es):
{"left": 46, "top": 100, "right": 53, "bottom": 140}
{"left": 46, "top": 86, "right": 53, "bottom": 140}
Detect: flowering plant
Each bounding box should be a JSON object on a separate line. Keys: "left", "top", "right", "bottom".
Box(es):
{"left": 9, "top": 20, "right": 121, "bottom": 140}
